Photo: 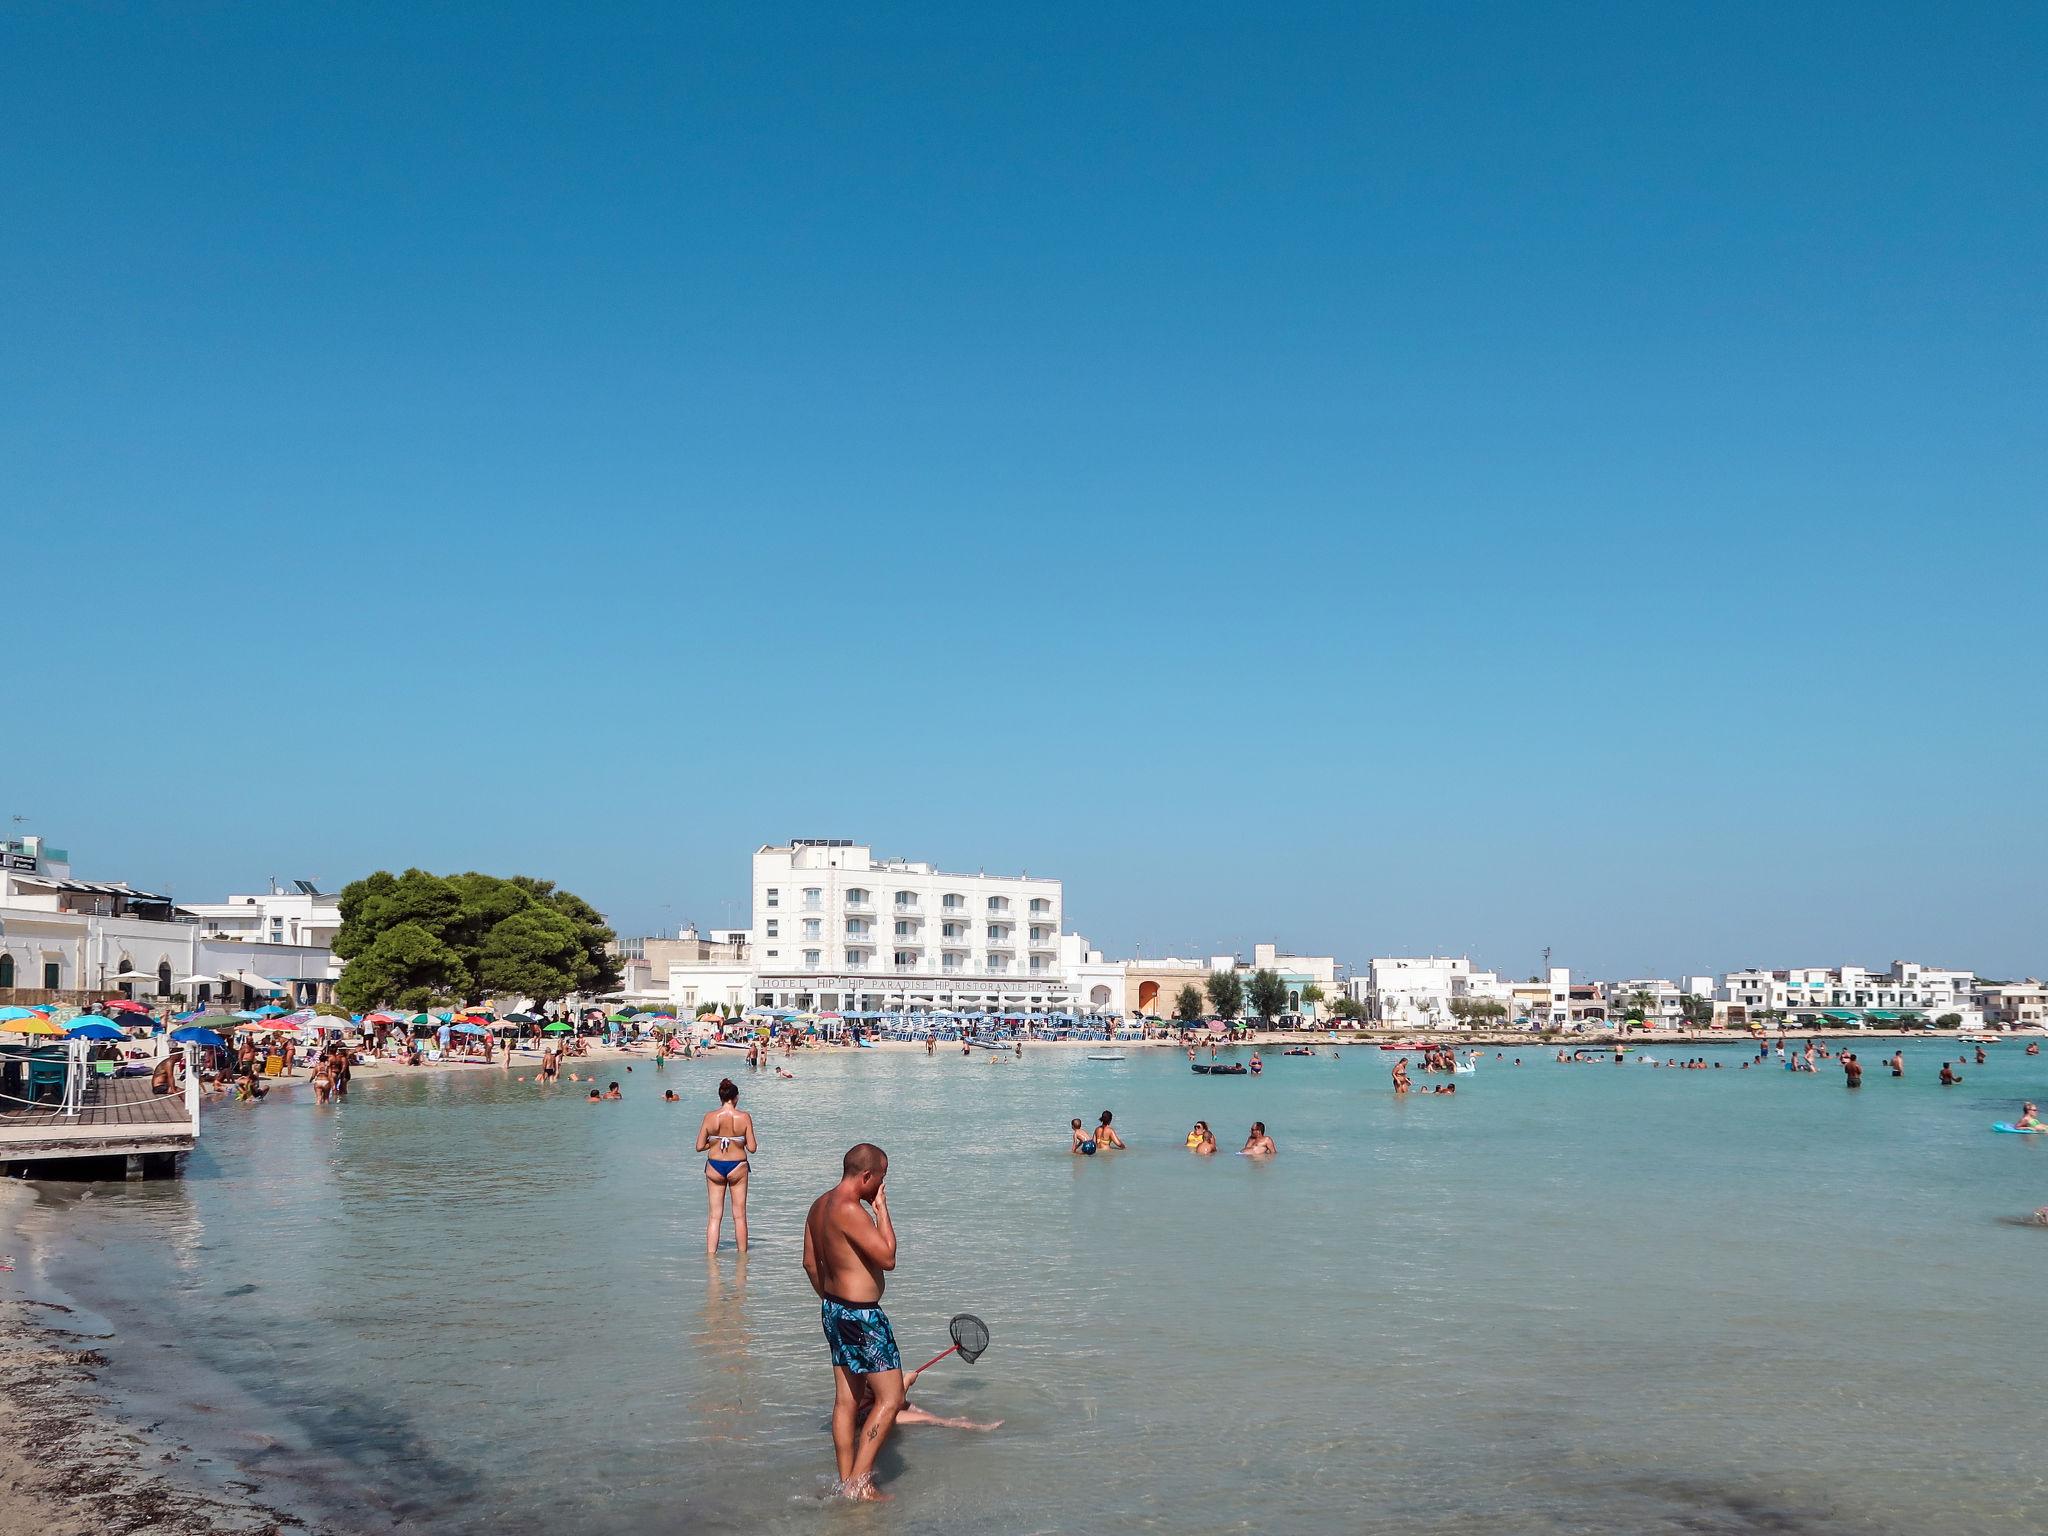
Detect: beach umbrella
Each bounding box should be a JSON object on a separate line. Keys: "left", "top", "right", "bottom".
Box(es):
{"left": 449, "top": 1021, "right": 488, "bottom": 1035}
{"left": 3, "top": 1017, "right": 67, "bottom": 1036}
{"left": 103, "top": 998, "right": 152, "bottom": 1014}
{"left": 504, "top": 1010, "right": 541, "bottom": 1024}
{"left": 365, "top": 1011, "right": 399, "bottom": 1024}
{"left": 253, "top": 1004, "right": 287, "bottom": 1017}
{"left": 542, "top": 1020, "right": 573, "bottom": 1033}
{"left": 188, "top": 1012, "right": 242, "bottom": 1029}
{"left": 0, "top": 1006, "right": 52, "bottom": 1022}
{"left": 67, "top": 1020, "right": 128, "bottom": 1041}
{"left": 171, "top": 1027, "right": 228, "bottom": 1049}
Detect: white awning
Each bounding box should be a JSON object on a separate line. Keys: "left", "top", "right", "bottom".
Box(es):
{"left": 176, "top": 974, "right": 225, "bottom": 986}
{"left": 223, "top": 970, "right": 285, "bottom": 992}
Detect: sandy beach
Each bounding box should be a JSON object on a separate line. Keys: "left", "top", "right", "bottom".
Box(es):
{"left": 0, "top": 1288, "right": 325, "bottom": 1536}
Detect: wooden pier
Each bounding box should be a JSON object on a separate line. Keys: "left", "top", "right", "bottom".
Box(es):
{"left": 0, "top": 1060, "right": 199, "bottom": 1174}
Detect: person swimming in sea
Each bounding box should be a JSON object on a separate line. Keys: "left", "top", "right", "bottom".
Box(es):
{"left": 1094, "top": 1110, "right": 1125, "bottom": 1149}
{"left": 698, "top": 1077, "right": 758, "bottom": 1253}
{"left": 604, "top": 1081, "right": 623, "bottom": 1099}
{"left": 1185, "top": 1120, "right": 1216, "bottom": 1155}
{"left": 2015, "top": 1102, "right": 2043, "bottom": 1131}
{"left": 1240, "top": 1122, "right": 1276, "bottom": 1156}
{"left": 1070, "top": 1118, "right": 1097, "bottom": 1155}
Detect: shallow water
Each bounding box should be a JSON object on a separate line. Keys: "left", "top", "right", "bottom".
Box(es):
{"left": 12, "top": 1041, "right": 2048, "bottom": 1535}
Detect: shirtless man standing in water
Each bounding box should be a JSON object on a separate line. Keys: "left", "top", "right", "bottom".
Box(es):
{"left": 803, "top": 1143, "right": 904, "bottom": 1500}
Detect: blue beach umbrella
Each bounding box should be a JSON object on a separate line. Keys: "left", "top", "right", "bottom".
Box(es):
{"left": 171, "top": 1027, "right": 228, "bottom": 1049}
{"left": 253, "top": 1004, "right": 287, "bottom": 1017}
{"left": 67, "top": 1020, "right": 128, "bottom": 1040}
{"left": 0, "top": 1006, "right": 52, "bottom": 1022}
{"left": 449, "top": 1021, "right": 488, "bottom": 1035}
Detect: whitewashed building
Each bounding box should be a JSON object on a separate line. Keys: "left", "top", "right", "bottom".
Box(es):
{"left": 748, "top": 839, "right": 1073, "bottom": 1013}
{"left": 1719, "top": 962, "right": 1980, "bottom": 1026}
{"left": 1605, "top": 976, "right": 1717, "bottom": 1028}
{"left": 1364, "top": 956, "right": 1519, "bottom": 1028}
{"left": 0, "top": 836, "right": 341, "bottom": 1006}
{"left": 1977, "top": 981, "right": 2048, "bottom": 1029}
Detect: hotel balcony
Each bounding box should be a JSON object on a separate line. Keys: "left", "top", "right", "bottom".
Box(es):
{"left": 844, "top": 899, "right": 875, "bottom": 914}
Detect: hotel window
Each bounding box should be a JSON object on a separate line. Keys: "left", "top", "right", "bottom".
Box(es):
{"left": 766, "top": 919, "right": 779, "bottom": 938}
{"left": 895, "top": 951, "right": 918, "bottom": 967}
{"left": 988, "top": 925, "right": 1010, "bottom": 942}
{"left": 895, "top": 891, "right": 918, "bottom": 909}
{"left": 1030, "top": 927, "right": 1049, "bottom": 943}
{"left": 44, "top": 961, "right": 61, "bottom": 989}
{"left": 803, "top": 919, "right": 821, "bottom": 940}
{"left": 1029, "top": 899, "right": 1050, "bottom": 915}
{"left": 765, "top": 950, "right": 779, "bottom": 959}
{"left": 803, "top": 949, "right": 821, "bottom": 968}
{"left": 987, "top": 955, "right": 1008, "bottom": 973}
{"left": 942, "top": 922, "right": 965, "bottom": 939}
{"left": 803, "top": 888, "right": 822, "bottom": 910}
{"left": 0, "top": 954, "right": 10, "bottom": 987}
{"left": 987, "top": 896, "right": 1009, "bottom": 913}
{"left": 895, "top": 920, "right": 916, "bottom": 938}
{"left": 846, "top": 888, "right": 869, "bottom": 905}
{"left": 942, "top": 894, "right": 965, "bottom": 912}
{"left": 846, "top": 920, "right": 868, "bottom": 937}
{"left": 766, "top": 889, "right": 779, "bottom": 908}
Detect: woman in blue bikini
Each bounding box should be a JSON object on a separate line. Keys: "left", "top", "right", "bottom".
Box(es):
{"left": 697, "top": 1078, "right": 758, "bottom": 1253}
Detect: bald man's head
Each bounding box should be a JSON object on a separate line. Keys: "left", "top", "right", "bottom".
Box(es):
{"left": 843, "top": 1143, "right": 888, "bottom": 1179}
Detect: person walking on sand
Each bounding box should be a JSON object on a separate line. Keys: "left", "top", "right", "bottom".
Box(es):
{"left": 803, "top": 1144, "right": 903, "bottom": 1502}
{"left": 697, "top": 1078, "right": 758, "bottom": 1254}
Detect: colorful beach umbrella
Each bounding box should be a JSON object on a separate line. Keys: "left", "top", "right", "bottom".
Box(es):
{"left": 0, "top": 1006, "right": 52, "bottom": 1022}
{"left": 67, "top": 1020, "right": 128, "bottom": 1041}
{"left": 171, "top": 1027, "right": 228, "bottom": 1049}
{"left": 449, "top": 1021, "right": 489, "bottom": 1035}
{"left": 3, "top": 1017, "right": 67, "bottom": 1036}
{"left": 103, "top": 998, "right": 152, "bottom": 1014}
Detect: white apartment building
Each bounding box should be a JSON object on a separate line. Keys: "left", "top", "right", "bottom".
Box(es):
{"left": 1606, "top": 976, "right": 1717, "bottom": 1028}
{"left": 0, "top": 836, "right": 341, "bottom": 1004}
{"left": 182, "top": 882, "right": 342, "bottom": 951}
{"left": 1364, "top": 956, "right": 1519, "bottom": 1028}
{"left": 1977, "top": 981, "right": 2048, "bottom": 1029}
{"left": 1719, "top": 961, "right": 1979, "bottom": 1026}
{"left": 749, "top": 839, "right": 1071, "bottom": 1013}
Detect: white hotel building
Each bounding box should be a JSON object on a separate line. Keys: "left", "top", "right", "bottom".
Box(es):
{"left": 744, "top": 839, "right": 1072, "bottom": 1014}
{"left": 1718, "top": 961, "right": 1979, "bottom": 1026}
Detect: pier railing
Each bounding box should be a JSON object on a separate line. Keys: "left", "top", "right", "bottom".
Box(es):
{"left": 0, "top": 1039, "right": 201, "bottom": 1123}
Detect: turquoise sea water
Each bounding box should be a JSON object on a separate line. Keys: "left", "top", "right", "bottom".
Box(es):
{"left": 12, "top": 1041, "right": 2048, "bottom": 1535}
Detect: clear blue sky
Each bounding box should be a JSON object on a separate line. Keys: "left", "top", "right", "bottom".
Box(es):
{"left": 7, "top": 3, "right": 2044, "bottom": 981}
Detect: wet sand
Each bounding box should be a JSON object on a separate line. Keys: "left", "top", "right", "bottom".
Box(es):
{"left": 0, "top": 1292, "right": 328, "bottom": 1536}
